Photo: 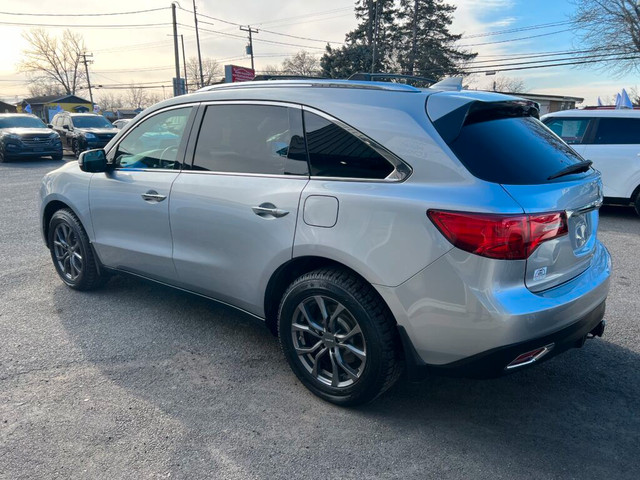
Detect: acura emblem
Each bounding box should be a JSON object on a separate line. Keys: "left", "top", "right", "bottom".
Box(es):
{"left": 575, "top": 221, "right": 588, "bottom": 248}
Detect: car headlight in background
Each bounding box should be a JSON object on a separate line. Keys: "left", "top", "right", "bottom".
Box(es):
{"left": 84, "top": 133, "right": 96, "bottom": 140}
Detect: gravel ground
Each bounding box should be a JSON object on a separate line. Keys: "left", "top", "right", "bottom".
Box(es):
{"left": 1, "top": 157, "right": 639, "bottom": 480}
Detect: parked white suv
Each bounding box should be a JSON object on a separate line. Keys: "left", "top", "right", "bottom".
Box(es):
{"left": 542, "top": 109, "right": 640, "bottom": 215}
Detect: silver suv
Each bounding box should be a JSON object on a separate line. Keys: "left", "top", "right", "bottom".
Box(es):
{"left": 40, "top": 80, "right": 611, "bottom": 405}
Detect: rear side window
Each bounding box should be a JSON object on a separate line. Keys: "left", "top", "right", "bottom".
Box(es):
{"left": 303, "top": 111, "right": 394, "bottom": 179}
{"left": 544, "top": 117, "right": 591, "bottom": 144}
{"left": 192, "top": 104, "right": 308, "bottom": 175}
{"left": 592, "top": 118, "right": 640, "bottom": 145}
{"left": 445, "top": 112, "right": 588, "bottom": 185}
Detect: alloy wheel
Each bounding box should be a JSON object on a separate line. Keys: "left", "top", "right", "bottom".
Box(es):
{"left": 291, "top": 295, "right": 367, "bottom": 388}
{"left": 52, "top": 223, "right": 83, "bottom": 281}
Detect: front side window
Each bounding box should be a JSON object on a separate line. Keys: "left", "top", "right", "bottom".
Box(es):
{"left": 192, "top": 104, "right": 307, "bottom": 175}
{"left": 592, "top": 118, "right": 640, "bottom": 145}
{"left": 303, "top": 111, "right": 395, "bottom": 179}
{"left": 544, "top": 117, "right": 591, "bottom": 144}
{"left": 114, "top": 107, "right": 192, "bottom": 170}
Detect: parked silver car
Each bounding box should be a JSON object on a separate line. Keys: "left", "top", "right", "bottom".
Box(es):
{"left": 40, "top": 79, "right": 611, "bottom": 405}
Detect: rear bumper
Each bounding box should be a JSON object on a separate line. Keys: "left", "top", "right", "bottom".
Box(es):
{"left": 399, "top": 301, "right": 606, "bottom": 379}
{"left": 375, "top": 240, "right": 611, "bottom": 367}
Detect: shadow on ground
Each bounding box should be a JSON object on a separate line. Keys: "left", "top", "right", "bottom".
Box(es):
{"left": 53, "top": 272, "right": 640, "bottom": 479}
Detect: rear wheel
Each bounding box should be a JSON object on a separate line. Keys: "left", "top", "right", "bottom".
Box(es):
{"left": 278, "top": 268, "right": 402, "bottom": 406}
{"left": 48, "top": 208, "right": 104, "bottom": 290}
{"left": 634, "top": 192, "right": 640, "bottom": 217}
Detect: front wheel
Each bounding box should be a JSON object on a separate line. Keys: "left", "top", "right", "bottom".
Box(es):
{"left": 72, "top": 139, "right": 82, "bottom": 159}
{"left": 634, "top": 192, "right": 640, "bottom": 217}
{"left": 278, "top": 268, "right": 403, "bottom": 406}
{"left": 48, "top": 208, "right": 105, "bottom": 290}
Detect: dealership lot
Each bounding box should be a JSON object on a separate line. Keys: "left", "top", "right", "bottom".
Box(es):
{"left": 1, "top": 157, "right": 639, "bottom": 479}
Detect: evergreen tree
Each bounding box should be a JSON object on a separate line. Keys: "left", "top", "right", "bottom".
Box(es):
{"left": 396, "top": 0, "right": 476, "bottom": 79}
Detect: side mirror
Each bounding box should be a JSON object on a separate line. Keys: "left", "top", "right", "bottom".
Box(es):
{"left": 62, "top": 125, "right": 70, "bottom": 130}
{"left": 47, "top": 124, "right": 53, "bottom": 129}
{"left": 79, "top": 149, "right": 109, "bottom": 173}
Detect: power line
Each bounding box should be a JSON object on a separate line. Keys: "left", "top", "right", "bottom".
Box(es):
{"left": 458, "top": 28, "right": 574, "bottom": 48}
{"left": 465, "top": 55, "right": 640, "bottom": 74}
{"left": 461, "top": 20, "right": 576, "bottom": 39}
{"left": 0, "top": 7, "right": 168, "bottom": 17}
{"left": 464, "top": 51, "right": 638, "bottom": 72}
{"left": 0, "top": 20, "right": 171, "bottom": 28}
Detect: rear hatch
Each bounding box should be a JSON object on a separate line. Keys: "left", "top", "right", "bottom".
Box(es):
{"left": 427, "top": 93, "right": 603, "bottom": 292}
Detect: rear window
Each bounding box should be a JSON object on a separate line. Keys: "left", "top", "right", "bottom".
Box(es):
{"left": 592, "top": 118, "right": 640, "bottom": 145}
{"left": 440, "top": 105, "right": 589, "bottom": 184}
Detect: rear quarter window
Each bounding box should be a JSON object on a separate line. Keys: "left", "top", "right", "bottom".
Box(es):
{"left": 592, "top": 117, "right": 640, "bottom": 145}
{"left": 543, "top": 117, "right": 591, "bottom": 144}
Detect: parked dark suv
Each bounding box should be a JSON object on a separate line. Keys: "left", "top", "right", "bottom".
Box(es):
{"left": 0, "top": 113, "right": 63, "bottom": 162}
{"left": 51, "top": 112, "right": 118, "bottom": 158}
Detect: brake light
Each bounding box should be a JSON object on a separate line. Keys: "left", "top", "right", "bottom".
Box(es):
{"left": 427, "top": 210, "right": 567, "bottom": 260}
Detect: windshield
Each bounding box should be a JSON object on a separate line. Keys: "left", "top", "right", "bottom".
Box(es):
{"left": 72, "top": 115, "right": 112, "bottom": 129}
{"left": 0, "top": 116, "right": 47, "bottom": 129}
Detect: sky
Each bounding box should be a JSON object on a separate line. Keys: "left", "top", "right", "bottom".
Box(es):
{"left": 0, "top": 0, "right": 638, "bottom": 106}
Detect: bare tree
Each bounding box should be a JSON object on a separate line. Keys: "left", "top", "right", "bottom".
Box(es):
{"left": 629, "top": 85, "right": 640, "bottom": 105}
{"left": 571, "top": 0, "right": 640, "bottom": 74}
{"left": 126, "top": 84, "right": 149, "bottom": 109}
{"left": 486, "top": 76, "right": 527, "bottom": 93}
{"left": 27, "top": 78, "right": 66, "bottom": 98}
{"left": 282, "top": 51, "right": 320, "bottom": 76}
{"left": 261, "top": 64, "right": 284, "bottom": 75}
{"left": 96, "top": 92, "right": 125, "bottom": 111}
{"left": 19, "top": 29, "right": 87, "bottom": 95}
{"left": 186, "top": 56, "right": 221, "bottom": 89}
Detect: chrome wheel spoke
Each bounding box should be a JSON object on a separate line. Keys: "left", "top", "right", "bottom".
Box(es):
{"left": 339, "top": 343, "right": 366, "bottom": 361}
{"left": 294, "top": 340, "right": 323, "bottom": 355}
{"left": 328, "top": 303, "right": 345, "bottom": 333}
{"left": 313, "top": 295, "right": 329, "bottom": 329}
{"left": 297, "top": 304, "right": 324, "bottom": 333}
{"left": 311, "top": 347, "right": 329, "bottom": 378}
{"left": 335, "top": 349, "right": 360, "bottom": 381}
{"left": 292, "top": 322, "right": 322, "bottom": 339}
{"left": 336, "top": 324, "right": 362, "bottom": 344}
{"left": 329, "top": 349, "right": 340, "bottom": 387}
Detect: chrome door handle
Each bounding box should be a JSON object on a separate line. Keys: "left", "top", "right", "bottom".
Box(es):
{"left": 252, "top": 203, "right": 289, "bottom": 218}
{"left": 141, "top": 190, "right": 167, "bottom": 202}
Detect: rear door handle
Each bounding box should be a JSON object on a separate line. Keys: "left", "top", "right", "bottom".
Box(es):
{"left": 252, "top": 202, "right": 289, "bottom": 218}
{"left": 141, "top": 190, "right": 167, "bottom": 202}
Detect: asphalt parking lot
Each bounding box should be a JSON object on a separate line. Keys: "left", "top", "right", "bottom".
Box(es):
{"left": 1, "top": 156, "right": 639, "bottom": 480}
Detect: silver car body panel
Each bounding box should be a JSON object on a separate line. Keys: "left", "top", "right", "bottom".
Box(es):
{"left": 40, "top": 81, "right": 612, "bottom": 367}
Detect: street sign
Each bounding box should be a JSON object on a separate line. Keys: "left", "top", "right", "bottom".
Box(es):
{"left": 172, "top": 77, "right": 186, "bottom": 96}
{"left": 224, "top": 65, "right": 255, "bottom": 83}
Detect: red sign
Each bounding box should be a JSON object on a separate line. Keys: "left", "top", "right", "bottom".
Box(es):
{"left": 225, "top": 65, "right": 255, "bottom": 83}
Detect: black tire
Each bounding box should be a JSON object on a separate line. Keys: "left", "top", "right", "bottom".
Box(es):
{"left": 48, "top": 208, "right": 105, "bottom": 291}
{"left": 278, "top": 267, "right": 403, "bottom": 406}
{"left": 634, "top": 193, "right": 640, "bottom": 217}
{"left": 52, "top": 153, "right": 63, "bottom": 161}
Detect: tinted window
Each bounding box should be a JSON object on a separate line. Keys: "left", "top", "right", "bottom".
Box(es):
{"left": 544, "top": 117, "right": 591, "bottom": 144}
{"left": 192, "top": 104, "right": 307, "bottom": 175}
{"left": 71, "top": 115, "right": 113, "bottom": 129}
{"left": 448, "top": 116, "right": 588, "bottom": 184}
{"left": 593, "top": 118, "right": 640, "bottom": 145}
{"left": 114, "top": 107, "right": 192, "bottom": 170}
{"left": 304, "top": 111, "right": 394, "bottom": 179}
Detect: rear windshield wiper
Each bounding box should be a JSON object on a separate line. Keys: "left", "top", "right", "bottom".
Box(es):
{"left": 547, "top": 160, "right": 592, "bottom": 180}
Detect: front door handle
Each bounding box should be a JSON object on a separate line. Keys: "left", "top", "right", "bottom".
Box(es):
{"left": 252, "top": 202, "right": 289, "bottom": 218}
{"left": 141, "top": 190, "right": 167, "bottom": 202}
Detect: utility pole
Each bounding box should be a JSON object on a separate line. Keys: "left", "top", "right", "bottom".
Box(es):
{"left": 180, "top": 34, "right": 188, "bottom": 93}
{"left": 193, "top": 0, "right": 204, "bottom": 88}
{"left": 371, "top": 0, "right": 380, "bottom": 74}
{"left": 171, "top": 3, "right": 182, "bottom": 96}
{"left": 240, "top": 25, "right": 258, "bottom": 70}
{"left": 81, "top": 53, "right": 94, "bottom": 106}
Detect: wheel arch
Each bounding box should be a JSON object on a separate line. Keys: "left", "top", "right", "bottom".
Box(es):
{"left": 42, "top": 199, "right": 79, "bottom": 248}
{"left": 263, "top": 255, "right": 398, "bottom": 337}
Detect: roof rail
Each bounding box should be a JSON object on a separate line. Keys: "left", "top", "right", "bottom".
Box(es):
{"left": 253, "top": 74, "right": 328, "bottom": 81}
{"left": 348, "top": 72, "right": 436, "bottom": 85}
{"left": 197, "top": 79, "right": 421, "bottom": 93}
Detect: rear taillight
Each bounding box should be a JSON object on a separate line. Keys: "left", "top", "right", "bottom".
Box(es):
{"left": 427, "top": 210, "right": 567, "bottom": 260}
